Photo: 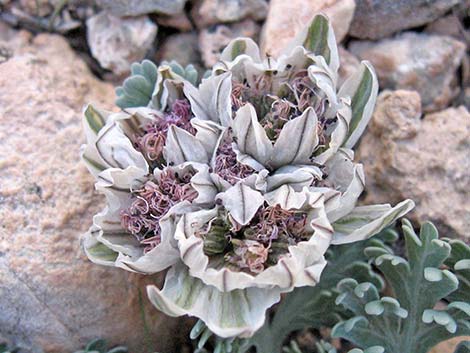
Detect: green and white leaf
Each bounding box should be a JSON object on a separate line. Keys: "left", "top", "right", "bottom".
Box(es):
{"left": 147, "top": 263, "right": 282, "bottom": 338}
{"left": 338, "top": 61, "right": 378, "bottom": 149}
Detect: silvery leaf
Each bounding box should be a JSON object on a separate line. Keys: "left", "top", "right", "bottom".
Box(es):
{"left": 283, "top": 14, "right": 339, "bottom": 77}
{"left": 315, "top": 98, "right": 352, "bottom": 165}
{"left": 147, "top": 263, "right": 282, "bottom": 338}
{"left": 339, "top": 61, "right": 379, "bottom": 148}
{"left": 213, "top": 38, "right": 262, "bottom": 80}
{"left": 81, "top": 104, "right": 112, "bottom": 177}
{"left": 233, "top": 103, "right": 273, "bottom": 168}
{"left": 308, "top": 57, "right": 340, "bottom": 118}
{"left": 151, "top": 64, "right": 186, "bottom": 110}
{"left": 164, "top": 125, "right": 209, "bottom": 165}
{"left": 184, "top": 72, "right": 232, "bottom": 127}
{"left": 266, "top": 165, "right": 323, "bottom": 192}
{"left": 82, "top": 226, "right": 119, "bottom": 266}
{"left": 85, "top": 167, "right": 190, "bottom": 274}
{"left": 270, "top": 108, "right": 319, "bottom": 169}
{"left": 192, "top": 118, "right": 225, "bottom": 158}
{"left": 217, "top": 183, "right": 264, "bottom": 225}
{"left": 322, "top": 149, "right": 365, "bottom": 222}
{"left": 189, "top": 163, "right": 220, "bottom": 204}
{"left": 220, "top": 37, "right": 262, "bottom": 63}
{"left": 93, "top": 117, "right": 148, "bottom": 173}
{"left": 175, "top": 189, "right": 332, "bottom": 292}
{"left": 332, "top": 199, "right": 415, "bottom": 245}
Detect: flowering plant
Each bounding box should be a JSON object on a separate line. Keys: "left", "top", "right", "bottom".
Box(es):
{"left": 81, "top": 14, "right": 414, "bottom": 338}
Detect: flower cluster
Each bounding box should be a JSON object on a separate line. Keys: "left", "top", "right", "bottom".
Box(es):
{"left": 81, "top": 15, "right": 414, "bottom": 338}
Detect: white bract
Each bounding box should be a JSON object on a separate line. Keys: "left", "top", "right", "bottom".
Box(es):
{"left": 81, "top": 14, "right": 414, "bottom": 338}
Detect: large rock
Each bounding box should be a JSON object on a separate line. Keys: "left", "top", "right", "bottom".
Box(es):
{"left": 350, "top": 32, "right": 466, "bottom": 113}
{"left": 338, "top": 46, "right": 360, "bottom": 86}
{"left": 349, "top": 0, "right": 461, "bottom": 39}
{"left": 0, "top": 33, "right": 179, "bottom": 353}
{"left": 425, "top": 14, "right": 467, "bottom": 40}
{"left": 156, "top": 32, "right": 201, "bottom": 68}
{"left": 190, "top": 0, "right": 268, "bottom": 29}
{"left": 260, "top": 0, "right": 356, "bottom": 57}
{"left": 95, "top": 0, "right": 186, "bottom": 16}
{"left": 199, "top": 19, "right": 260, "bottom": 68}
{"left": 356, "top": 90, "right": 470, "bottom": 240}
{"left": 18, "top": 0, "right": 54, "bottom": 17}
{"left": 155, "top": 12, "right": 193, "bottom": 31}
{"left": 86, "top": 12, "right": 158, "bottom": 76}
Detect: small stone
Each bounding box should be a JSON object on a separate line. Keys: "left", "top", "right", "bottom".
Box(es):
{"left": 86, "top": 12, "right": 158, "bottom": 76}
{"left": 156, "top": 12, "right": 193, "bottom": 31}
{"left": 425, "top": 14, "right": 466, "bottom": 40}
{"left": 349, "top": 0, "right": 461, "bottom": 39}
{"left": 356, "top": 90, "right": 470, "bottom": 240}
{"left": 0, "top": 33, "right": 179, "bottom": 353}
{"left": 260, "top": 0, "right": 356, "bottom": 58}
{"left": 338, "top": 46, "right": 360, "bottom": 86}
{"left": 0, "top": 22, "right": 32, "bottom": 61}
{"left": 18, "top": 0, "right": 53, "bottom": 17}
{"left": 350, "top": 32, "right": 466, "bottom": 113}
{"left": 191, "top": 0, "right": 268, "bottom": 29}
{"left": 199, "top": 19, "right": 260, "bottom": 68}
{"left": 96, "top": 0, "right": 187, "bottom": 16}
{"left": 156, "top": 32, "right": 200, "bottom": 68}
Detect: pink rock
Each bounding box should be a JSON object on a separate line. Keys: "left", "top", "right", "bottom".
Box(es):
{"left": 0, "top": 33, "right": 180, "bottom": 353}
{"left": 356, "top": 90, "right": 470, "bottom": 240}
{"left": 260, "top": 0, "right": 356, "bottom": 57}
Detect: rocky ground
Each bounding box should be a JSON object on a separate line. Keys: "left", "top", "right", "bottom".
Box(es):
{"left": 0, "top": 0, "right": 469, "bottom": 352}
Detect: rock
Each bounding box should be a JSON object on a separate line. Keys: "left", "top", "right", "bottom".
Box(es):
{"left": 156, "top": 32, "right": 200, "bottom": 68}
{"left": 349, "top": 0, "right": 461, "bottom": 39}
{"left": 0, "top": 33, "right": 179, "bottom": 353}
{"left": 191, "top": 0, "right": 268, "bottom": 29}
{"left": 0, "top": 23, "right": 32, "bottom": 63}
{"left": 199, "top": 19, "right": 260, "bottom": 68}
{"left": 338, "top": 46, "right": 360, "bottom": 86}
{"left": 425, "top": 14, "right": 466, "bottom": 40}
{"left": 86, "top": 12, "right": 157, "bottom": 76}
{"left": 426, "top": 15, "right": 470, "bottom": 88}
{"left": 461, "top": 87, "right": 470, "bottom": 111}
{"left": 350, "top": 32, "right": 466, "bottom": 113}
{"left": 156, "top": 12, "right": 193, "bottom": 31}
{"left": 18, "top": 0, "right": 54, "bottom": 17}
{"left": 260, "top": 0, "right": 356, "bottom": 57}
{"left": 356, "top": 90, "right": 470, "bottom": 240}
{"left": 95, "top": 0, "right": 186, "bottom": 16}
{"left": 430, "top": 337, "right": 470, "bottom": 353}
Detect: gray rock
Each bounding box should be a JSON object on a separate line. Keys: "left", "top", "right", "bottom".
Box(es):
{"left": 357, "top": 90, "right": 470, "bottom": 240}
{"left": 191, "top": 0, "right": 268, "bottom": 28}
{"left": 350, "top": 32, "right": 466, "bottom": 113}
{"left": 86, "top": 12, "right": 157, "bottom": 75}
{"left": 349, "top": 0, "right": 461, "bottom": 39}
{"left": 155, "top": 12, "right": 193, "bottom": 31}
{"left": 95, "top": 0, "right": 186, "bottom": 16}
{"left": 199, "top": 19, "right": 260, "bottom": 68}
{"left": 156, "top": 32, "right": 200, "bottom": 68}
{"left": 338, "top": 46, "right": 360, "bottom": 86}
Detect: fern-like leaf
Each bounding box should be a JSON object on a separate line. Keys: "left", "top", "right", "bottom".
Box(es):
{"left": 115, "top": 60, "right": 199, "bottom": 109}
{"left": 332, "top": 220, "right": 470, "bottom": 353}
